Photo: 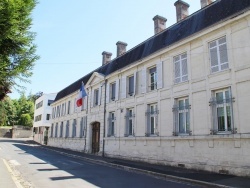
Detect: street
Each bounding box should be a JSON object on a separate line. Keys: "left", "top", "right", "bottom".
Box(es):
{"left": 0, "top": 138, "right": 198, "bottom": 188}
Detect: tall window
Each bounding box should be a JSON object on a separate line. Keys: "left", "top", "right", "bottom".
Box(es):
{"left": 47, "top": 100, "right": 54, "bottom": 106}
{"left": 65, "top": 120, "right": 69, "bottom": 138}
{"left": 209, "top": 36, "right": 229, "bottom": 73}
{"left": 173, "top": 98, "right": 191, "bottom": 135}
{"left": 110, "top": 82, "right": 116, "bottom": 101}
{"left": 67, "top": 101, "right": 71, "bottom": 114}
{"left": 149, "top": 67, "right": 157, "bottom": 91}
{"left": 50, "top": 124, "right": 54, "bottom": 137}
{"left": 60, "top": 122, "right": 63, "bottom": 137}
{"left": 128, "top": 75, "right": 134, "bottom": 96}
{"left": 125, "top": 108, "right": 135, "bottom": 136}
{"left": 210, "top": 88, "right": 234, "bottom": 134}
{"left": 145, "top": 104, "right": 158, "bottom": 136}
{"left": 174, "top": 53, "right": 188, "bottom": 84}
{"left": 46, "top": 114, "right": 50, "bottom": 120}
{"left": 80, "top": 117, "right": 86, "bottom": 138}
{"left": 72, "top": 119, "right": 77, "bottom": 137}
{"left": 94, "top": 89, "right": 99, "bottom": 106}
{"left": 55, "top": 123, "right": 58, "bottom": 137}
{"left": 108, "top": 112, "right": 115, "bottom": 137}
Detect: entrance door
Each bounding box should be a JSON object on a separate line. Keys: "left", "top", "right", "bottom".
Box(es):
{"left": 92, "top": 122, "right": 100, "bottom": 153}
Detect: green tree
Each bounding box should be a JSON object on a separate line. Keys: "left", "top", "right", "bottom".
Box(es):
{"left": 20, "top": 113, "right": 32, "bottom": 126}
{"left": 3, "top": 97, "right": 17, "bottom": 126}
{"left": 0, "top": 101, "right": 7, "bottom": 126}
{"left": 0, "top": 0, "right": 39, "bottom": 101}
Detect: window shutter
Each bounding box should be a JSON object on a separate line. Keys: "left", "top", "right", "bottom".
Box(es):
{"left": 146, "top": 106, "right": 150, "bottom": 136}
{"left": 108, "top": 114, "right": 111, "bottom": 137}
{"left": 141, "top": 68, "right": 147, "bottom": 94}
{"left": 172, "top": 101, "right": 179, "bottom": 135}
{"left": 157, "top": 61, "right": 163, "bottom": 89}
{"left": 91, "top": 89, "right": 94, "bottom": 107}
{"left": 125, "top": 112, "right": 129, "bottom": 137}
{"left": 121, "top": 76, "right": 127, "bottom": 99}
{"left": 174, "top": 60, "right": 181, "bottom": 83}
{"left": 115, "top": 79, "right": 119, "bottom": 101}
{"left": 106, "top": 83, "right": 110, "bottom": 103}
{"left": 219, "top": 39, "right": 229, "bottom": 70}
{"left": 80, "top": 118, "right": 83, "bottom": 138}
{"left": 210, "top": 41, "right": 219, "bottom": 73}
{"left": 98, "top": 86, "right": 101, "bottom": 105}
{"left": 181, "top": 57, "right": 188, "bottom": 81}
{"left": 133, "top": 72, "right": 137, "bottom": 96}
{"left": 83, "top": 96, "right": 87, "bottom": 110}
{"left": 84, "top": 116, "right": 87, "bottom": 137}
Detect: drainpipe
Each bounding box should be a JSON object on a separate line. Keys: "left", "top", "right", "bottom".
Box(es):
{"left": 102, "top": 79, "right": 107, "bottom": 157}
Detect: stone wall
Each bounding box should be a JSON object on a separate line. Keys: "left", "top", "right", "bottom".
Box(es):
{"left": 48, "top": 137, "right": 86, "bottom": 152}
{"left": 12, "top": 126, "right": 32, "bottom": 138}
{"left": 0, "top": 128, "right": 12, "bottom": 138}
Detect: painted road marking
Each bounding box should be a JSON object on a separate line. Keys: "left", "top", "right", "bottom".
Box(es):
{"left": 9, "top": 160, "right": 20, "bottom": 166}
{"left": 2, "top": 158, "right": 23, "bottom": 188}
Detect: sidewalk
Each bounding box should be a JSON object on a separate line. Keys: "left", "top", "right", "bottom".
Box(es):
{"left": 0, "top": 158, "right": 18, "bottom": 188}
{"left": 27, "top": 140, "right": 250, "bottom": 188}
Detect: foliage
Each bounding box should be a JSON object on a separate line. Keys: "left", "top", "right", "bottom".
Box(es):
{"left": 20, "top": 114, "right": 32, "bottom": 127}
{"left": 0, "top": 92, "right": 38, "bottom": 126}
{"left": 28, "top": 91, "right": 43, "bottom": 103}
{"left": 0, "top": 0, "right": 39, "bottom": 101}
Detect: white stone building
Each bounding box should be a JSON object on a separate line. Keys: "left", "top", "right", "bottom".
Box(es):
{"left": 33, "top": 93, "right": 57, "bottom": 144}
{"left": 49, "top": 0, "right": 250, "bottom": 176}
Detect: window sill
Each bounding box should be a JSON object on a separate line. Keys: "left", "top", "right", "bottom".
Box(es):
{"left": 208, "top": 68, "right": 231, "bottom": 77}
{"left": 174, "top": 80, "right": 189, "bottom": 86}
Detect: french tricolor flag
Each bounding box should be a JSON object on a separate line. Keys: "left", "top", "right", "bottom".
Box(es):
{"left": 76, "top": 83, "right": 87, "bottom": 107}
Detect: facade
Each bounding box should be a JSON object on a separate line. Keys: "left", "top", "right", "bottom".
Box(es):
{"left": 33, "top": 93, "right": 57, "bottom": 144}
{"left": 49, "top": 0, "right": 250, "bottom": 176}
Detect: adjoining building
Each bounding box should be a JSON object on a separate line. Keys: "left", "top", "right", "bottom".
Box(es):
{"left": 49, "top": 0, "right": 250, "bottom": 177}
{"left": 33, "top": 93, "right": 57, "bottom": 145}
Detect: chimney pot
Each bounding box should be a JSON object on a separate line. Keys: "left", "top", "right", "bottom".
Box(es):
{"left": 200, "top": 0, "right": 213, "bottom": 8}
{"left": 153, "top": 15, "right": 167, "bottom": 35}
{"left": 102, "top": 51, "right": 112, "bottom": 65}
{"left": 174, "top": 0, "right": 190, "bottom": 22}
{"left": 116, "top": 41, "right": 127, "bottom": 57}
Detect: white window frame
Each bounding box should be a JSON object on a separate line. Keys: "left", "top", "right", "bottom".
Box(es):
{"left": 110, "top": 82, "right": 116, "bottom": 101}
{"left": 128, "top": 75, "right": 135, "bottom": 96}
{"left": 148, "top": 67, "right": 157, "bottom": 91}
{"left": 145, "top": 103, "right": 158, "bottom": 136}
{"left": 209, "top": 36, "right": 229, "bottom": 73}
{"left": 108, "top": 112, "right": 115, "bottom": 137}
{"left": 94, "top": 89, "right": 99, "bottom": 106}
{"left": 210, "top": 88, "right": 235, "bottom": 134}
{"left": 174, "top": 53, "right": 188, "bottom": 84}
{"left": 125, "top": 108, "right": 135, "bottom": 137}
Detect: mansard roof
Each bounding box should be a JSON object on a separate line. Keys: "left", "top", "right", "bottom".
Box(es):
{"left": 54, "top": 0, "right": 250, "bottom": 102}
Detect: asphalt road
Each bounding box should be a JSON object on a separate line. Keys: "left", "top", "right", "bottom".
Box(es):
{"left": 0, "top": 138, "right": 199, "bottom": 188}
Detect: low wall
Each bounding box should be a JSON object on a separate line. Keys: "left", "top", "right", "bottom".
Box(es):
{"left": 104, "top": 134, "right": 250, "bottom": 177}
{"left": 0, "top": 128, "right": 12, "bottom": 138}
{"left": 48, "top": 137, "right": 86, "bottom": 152}
{"left": 12, "top": 125, "right": 32, "bottom": 138}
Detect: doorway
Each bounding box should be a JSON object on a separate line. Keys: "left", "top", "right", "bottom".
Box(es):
{"left": 92, "top": 122, "right": 100, "bottom": 154}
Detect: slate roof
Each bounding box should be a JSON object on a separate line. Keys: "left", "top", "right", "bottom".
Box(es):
{"left": 54, "top": 0, "right": 250, "bottom": 102}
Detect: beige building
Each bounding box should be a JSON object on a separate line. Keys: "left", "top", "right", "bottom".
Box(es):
{"left": 49, "top": 0, "right": 250, "bottom": 176}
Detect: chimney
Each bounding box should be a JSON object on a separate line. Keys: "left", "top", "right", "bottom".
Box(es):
{"left": 102, "top": 51, "right": 112, "bottom": 65}
{"left": 174, "top": 0, "right": 190, "bottom": 22}
{"left": 116, "top": 41, "right": 127, "bottom": 57}
{"left": 153, "top": 15, "right": 167, "bottom": 35}
{"left": 200, "top": 0, "right": 213, "bottom": 8}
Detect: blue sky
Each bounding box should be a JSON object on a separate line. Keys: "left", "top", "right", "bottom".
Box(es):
{"left": 9, "top": 0, "right": 201, "bottom": 99}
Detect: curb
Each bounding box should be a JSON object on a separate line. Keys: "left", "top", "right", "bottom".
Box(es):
{"left": 40, "top": 146, "right": 233, "bottom": 188}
